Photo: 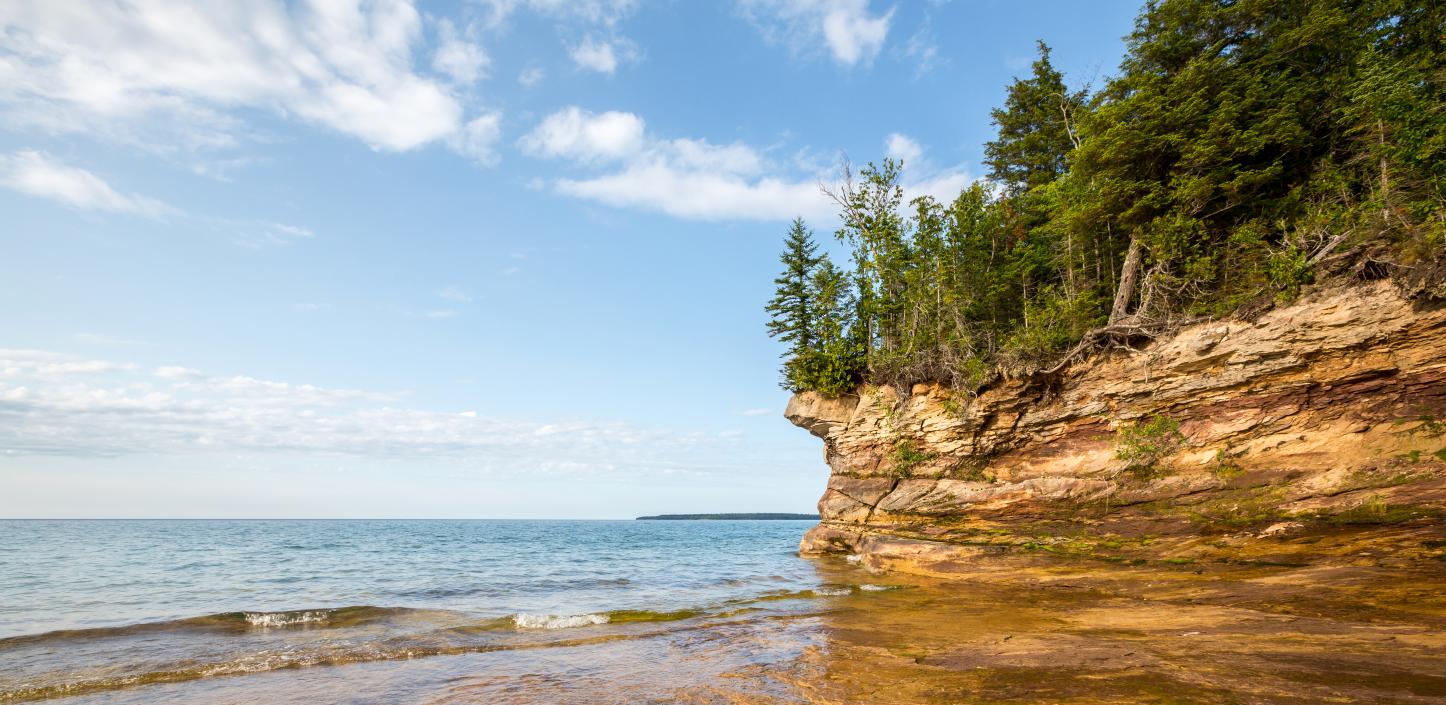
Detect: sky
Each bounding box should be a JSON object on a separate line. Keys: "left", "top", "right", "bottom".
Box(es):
{"left": 0, "top": 0, "right": 1141, "bottom": 519}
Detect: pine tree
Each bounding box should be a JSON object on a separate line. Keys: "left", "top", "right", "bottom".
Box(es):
{"left": 765, "top": 218, "right": 824, "bottom": 390}
{"left": 801, "top": 257, "right": 864, "bottom": 396}
{"left": 984, "top": 41, "right": 1085, "bottom": 196}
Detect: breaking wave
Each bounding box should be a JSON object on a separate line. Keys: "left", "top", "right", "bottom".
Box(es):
{"left": 511, "top": 613, "right": 609, "bottom": 630}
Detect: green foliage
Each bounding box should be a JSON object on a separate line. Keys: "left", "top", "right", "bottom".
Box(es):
{"left": 985, "top": 41, "right": 1086, "bottom": 196}
{"left": 765, "top": 218, "right": 824, "bottom": 391}
{"left": 768, "top": 0, "right": 1444, "bottom": 396}
{"left": 766, "top": 220, "right": 864, "bottom": 395}
{"left": 1115, "top": 415, "right": 1185, "bottom": 476}
{"left": 887, "top": 439, "right": 936, "bottom": 478}
{"left": 1211, "top": 448, "right": 1245, "bottom": 479}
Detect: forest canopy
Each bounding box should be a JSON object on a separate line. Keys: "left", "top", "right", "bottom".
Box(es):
{"left": 766, "top": 0, "right": 1444, "bottom": 397}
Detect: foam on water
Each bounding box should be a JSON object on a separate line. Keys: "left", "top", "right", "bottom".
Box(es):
{"left": 242, "top": 611, "right": 333, "bottom": 628}
{"left": 511, "top": 612, "right": 610, "bottom": 630}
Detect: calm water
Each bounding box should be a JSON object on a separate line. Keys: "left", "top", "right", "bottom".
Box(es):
{"left": 0, "top": 519, "right": 888, "bottom": 704}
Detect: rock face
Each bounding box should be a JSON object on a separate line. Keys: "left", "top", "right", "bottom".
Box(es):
{"left": 788, "top": 280, "right": 1446, "bottom": 575}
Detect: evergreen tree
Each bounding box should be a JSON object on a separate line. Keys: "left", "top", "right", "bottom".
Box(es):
{"left": 765, "top": 218, "right": 824, "bottom": 390}
{"left": 770, "top": 0, "right": 1442, "bottom": 397}
{"left": 984, "top": 41, "right": 1086, "bottom": 196}
{"left": 801, "top": 257, "right": 864, "bottom": 396}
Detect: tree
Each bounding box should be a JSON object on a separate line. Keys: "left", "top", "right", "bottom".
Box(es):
{"left": 771, "top": 0, "right": 1442, "bottom": 397}
{"left": 765, "top": 218, "right": 824, "bottom": 390}
{"left": 801, "top": 257, "right": 864, "bottom": 396}
{"left": 984, "top": 41, "right": 1086, "bottom": 196}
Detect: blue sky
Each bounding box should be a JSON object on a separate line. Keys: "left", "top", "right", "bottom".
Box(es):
{"left": 0, "top": 0, "right": 1139, "bottom": 518}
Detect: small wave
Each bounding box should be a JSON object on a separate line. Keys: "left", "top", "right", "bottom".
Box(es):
{"left": 811, "top": 586, "right": 852, "bottom": 597}
{"left": 241, "top": 610, "right": 332, "bottom": 628}
{"left": 511, "top": 613, "right": 609, "bottom": 630}
{"left": 0, "top": 606, "right": 403, "bottom": 647}
{"left": 858, "top": 584, "right": 895, "bottom": 591}
{"left": 845, "top": 554, "right": 863, "bottom": 563}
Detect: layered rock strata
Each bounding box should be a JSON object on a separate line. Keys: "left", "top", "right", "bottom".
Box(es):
{"left": 789, "top": 280, "right": 1446, "bottom": 575}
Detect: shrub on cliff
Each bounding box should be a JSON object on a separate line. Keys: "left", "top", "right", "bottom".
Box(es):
{"left": 1115, "top": 416, "right": 1186, "bottom": 478}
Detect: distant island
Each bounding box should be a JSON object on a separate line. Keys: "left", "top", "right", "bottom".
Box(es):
{"left": 635, "top": 513, "right": 820, "bottom": 521}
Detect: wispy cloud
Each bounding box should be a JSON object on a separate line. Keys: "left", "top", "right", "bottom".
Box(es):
{"left": 884, "top": 133, "right": 923, "bottom": 166}
{"left": 431, "top": 19, "right": 490, "bottom": 84}
{"left": 520, "top": 108, "right": 972, "bottom": 221}
{"left": 741, "top": 408, "right": 772, "bottom": 416}
{"left": 0, "top": 151, "right": 173, "bottom": 216}
{"left": 0, "top": 1, "right": 499, "bottom": 161}
{"left": 569, "top": 37, "right": 637, "bottom": 74}
{"left": 477, "top": 0, "right": 640, "bottom": 29}
{"left": 234, "top": 221, "right": 316, "bottom": 249}
{"left": 903, "top": 21, "right": 943, "bottom": 77}
{"left": 737, "top": 0, "right": 893, "bottom": 67}
{"left": 436, "top": 286, "right": 474, "bottom": 303}
{"left": 518, "top": 66, "right": 546, "bottom": 88}
{"left": 521, "top": 106, "right": 830, "bottom": 221}
{"left": 0, "top": 348, "right": 722, "bottom": 474}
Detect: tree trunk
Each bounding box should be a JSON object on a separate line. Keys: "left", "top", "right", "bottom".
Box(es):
{"left": 1109, "top": 236, "right": 1143, "bottom": 325}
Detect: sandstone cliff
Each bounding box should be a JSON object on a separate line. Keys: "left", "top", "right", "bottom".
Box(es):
{"left": 788, "top": 279, "right": 1446, "bottom": 576}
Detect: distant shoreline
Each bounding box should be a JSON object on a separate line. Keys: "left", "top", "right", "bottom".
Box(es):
{"left": 635, "top": 513, "right": 820, "bottom": 521}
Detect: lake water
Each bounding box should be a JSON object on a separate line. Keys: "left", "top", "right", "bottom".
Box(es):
{"left": 6, "top": 520, "right": 1438, "bottom": 704}
{"left": 0, "top": 519, "right": 890, "bottom": 703}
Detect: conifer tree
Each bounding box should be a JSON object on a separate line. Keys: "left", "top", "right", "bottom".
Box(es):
{"left": 802, "top": 257, "right": 864, "bottom": 396}
{"left": 769, "top": 0, "right": 1441, "bottom": 396}
{"left": 765, "top": 218, "right": 824, "bottom": 390}
{"left": 984, "top": 41, "right": 1085, "bottom": 196}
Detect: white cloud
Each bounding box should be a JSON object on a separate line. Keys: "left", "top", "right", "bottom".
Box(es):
{"left": 741, "top": 408, "right": 772, "bottom": 416}
{"left": 431, "top": 19, "right": 490, "bottom": 84}
{"left": 0, "top": 348, "right": 721, "bottom": 475}
{"left": 569, "top": 37, "right": 634, "bottom": 74}
{"left": 520, "top": 107, "right": 646, "bottom": 162}
{"left": 522, "top": 109, "right": 972, "bottom": 222}
{"left": 556, "top": 165, "right": 829, "bottom": 221}
{"left": 478, "top": 0, "right": 639, "bottom": 29}
{"left": 738, "top": 0, "right": 893, "bottom": 66}
{"left": 0, "top": 1, "right": 497, "bottom": 159}
{"left": 883, "top": 133, "right": 977, "bottom": 205}
{"left": 0, "top": 150, "right": 172, "bottom": 216}
{"left": 154, "top": 366, "right": 203, "bottom": 381}
{"left": 522, "top": 106, "right": 830, "bottom": 221}
{"left": 884, "top": 133, "right": 923, "bottom": 166}
{"left": 449, "top": 112, "right": 504, "bottom": 166}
